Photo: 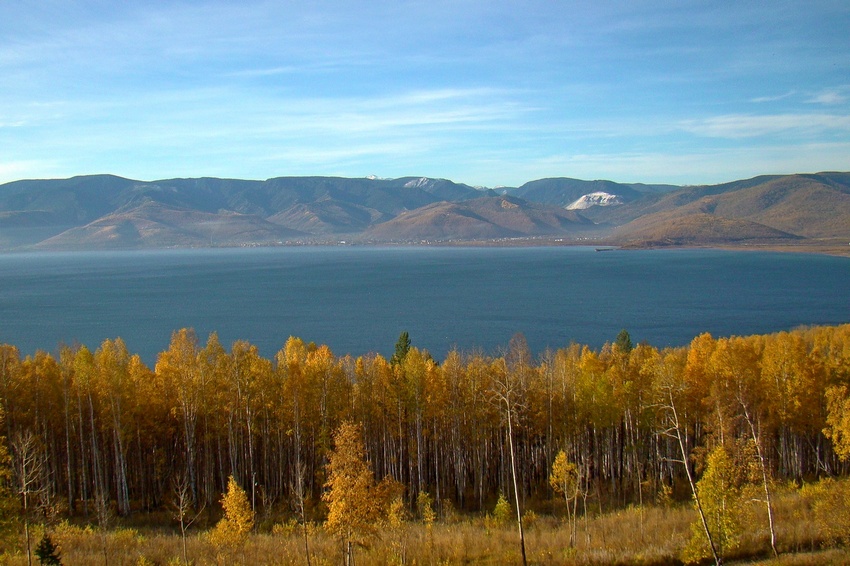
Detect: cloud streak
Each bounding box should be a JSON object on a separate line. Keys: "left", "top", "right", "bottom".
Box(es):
{"left": 679, "top": 113, "right": 850, "bottom": 139}
{"left": 1, "top": 1, "right": 849, "bottom": 186}
{"left": 805, "top": 87, "right": 850, "bottom": 105}
{"left": 750, "top": 91, "right": 797, "bottom": 104}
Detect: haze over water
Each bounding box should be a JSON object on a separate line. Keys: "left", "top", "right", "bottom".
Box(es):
{"left": 0, "top": 246, "right": 848, "bottom": 364}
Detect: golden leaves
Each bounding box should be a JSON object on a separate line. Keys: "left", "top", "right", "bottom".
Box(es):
{"left": 209, "top": 475, "right": 254, "bottom": 550}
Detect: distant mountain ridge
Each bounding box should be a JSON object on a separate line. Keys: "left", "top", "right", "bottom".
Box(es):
{"left": 364, "top": 195, "right": 595, "bottom": 241}
{"left": 0, "top": 172, "right": 847, "bottom": 250}
{"left": 605, "top": 172, "right": 850, "bottom": 246}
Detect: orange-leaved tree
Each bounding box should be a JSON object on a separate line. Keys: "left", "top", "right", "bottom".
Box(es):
{"left": 549, "top": 449, "right": 580, "bottom": 547}
{"left": 209, "top": 475, "right": 254, "bottom": 558}
{"left": 323, "top": 421, "right": 382, "bottom": 566}
{"left": 825, "top": 385, "right": 850, "bottom": 461}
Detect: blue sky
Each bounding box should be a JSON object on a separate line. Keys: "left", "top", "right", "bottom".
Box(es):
{"left": 1, "top": 1, "right": 848, "bottom": 187}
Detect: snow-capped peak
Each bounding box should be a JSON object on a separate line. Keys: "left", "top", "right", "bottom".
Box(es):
{"left": 565, "top": 191, "right": 624, "bottom": 210}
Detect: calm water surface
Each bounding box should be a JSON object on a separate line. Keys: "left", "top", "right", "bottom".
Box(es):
{"left": 0, "top": 246, "right": 848, "bottom": 364}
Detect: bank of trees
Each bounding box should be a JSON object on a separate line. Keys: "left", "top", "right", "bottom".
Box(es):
{"left": 0, "top": 324, "right": 849, "bottom": 538}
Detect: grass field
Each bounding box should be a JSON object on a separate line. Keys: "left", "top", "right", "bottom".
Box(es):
{"left": 4, "top": 479, "right": 850, "bottom": 565}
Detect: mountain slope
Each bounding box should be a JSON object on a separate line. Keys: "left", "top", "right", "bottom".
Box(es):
{"left": 268, "top": 200, "right": 386, "bottom": 234}
{"left": 36, "top": 201, "right": 303, "bottom": 249}
{"left": 0, "top": 172, "right": 847, "bottom": 249}
{"left": 512, "top": 178, "right": 646, "bottom": 207}
{"left": 612, "top": 211, "right": 803, "bottom": 246}
{"left": 0, "top": 210, "right": 75, "bottom": 248}
{"left": 364, "top": 196, "right": 595, "bottom": 241}
{"left": 606, "top": 173, "right": 850, "bottom": 243}
{"left": 701, "top": 174, "right": 850, "bottom": 238}
{"left": 0, "top": 175, "right": 140, "bottom": 223}
{"left": 0, "top": 175, "right": 481, "bottom": 248}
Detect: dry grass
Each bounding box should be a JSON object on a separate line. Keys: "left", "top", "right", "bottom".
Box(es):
{"left": 2, "top": 483, "right": 850, "bottom": 565}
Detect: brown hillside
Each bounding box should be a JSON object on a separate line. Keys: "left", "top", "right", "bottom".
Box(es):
{"left": 268, "top": 200, "right": 387, "bottom": 234}
{"left": 591, "top": 173, "right": 850, "bottom": 240}
{"left": 613, "top": 212, "right": 802, "bottom": 246}
{"left": 364, "top": 196, "right": 594, "bottom": 241}
{"left": 364, "top": 201, "right": 516, "bottom": 240}
{"left": 2, "top": 172, "right": 848, "bottom": 249}
{"left": 706, "top": 175, "right": 850, "bottom": 238}
{"left": 36, "top": 201, "right": 302, "bottom": 249}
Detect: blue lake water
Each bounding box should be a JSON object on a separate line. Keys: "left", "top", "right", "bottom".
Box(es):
{"left": 0, "top": 246, "right": 848, "bottom": 365}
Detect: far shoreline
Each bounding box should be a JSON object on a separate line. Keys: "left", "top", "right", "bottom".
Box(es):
{"left": 4, "top": 236, "right": 850, "bottom": 258}
{"left": 618, "top": 240, "right": 850, "bottom": 258}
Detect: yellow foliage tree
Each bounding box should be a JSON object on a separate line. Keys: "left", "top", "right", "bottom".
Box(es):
{"left": 824, "top": 385, "right": 850, "bottom": 461}
{"left": 549, "top": 450, "right": 580, "bottom": 546}
{"left": 492, "top": 493, "right": 512, "bottom": 527}
{"left": 323, "top": 421, "right": 380, "bottom": 565}
{"left": 156, "top": 328, "right": 202, "bottom": 506}
{"left": 682, "top": 445, "right": 742, "bottom": 565}
{"left": 416, "top": 490, "right": 435, "bottom": 528}
{"left": 549, "top": 450, "right": 577, "bottom": 503}
{"left": 209, "top": 475, "right": 254, "bottom": 552}
{"left": 0, "top": 407, "right": 16, "bottom": 549}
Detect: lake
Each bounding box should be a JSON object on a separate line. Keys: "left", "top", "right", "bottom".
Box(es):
{"left": 0, "top": 246, "right": 848, "bottom": 364}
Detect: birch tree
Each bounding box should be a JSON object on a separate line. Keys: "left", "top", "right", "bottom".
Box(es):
{"left": 324, "top": 421, "right": 378, "bottom": 566}
{"left": 210, "top": 475, "right": 254, "bottom": 562}
{"left": 654, "top": 349, "right": 721, "bottom": 566}
{"left": 488, "top": 333, "right": 531, "bottom": 566}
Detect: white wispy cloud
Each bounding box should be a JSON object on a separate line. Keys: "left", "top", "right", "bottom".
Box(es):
{"left": 177, "top": 87, "right": 525, "bottom": 138}
{"left": 805, "top": 88, "right": 849, "bottom": 105}
{"left": 750, "top": 91, "right": 796, "bottom": 103}
{"left": 0, "top": 119, "right": 27, "bottom": 129}
{"left": 679, "top": 113, "right": 850, "bottom": 138}
{"left": 1, "top": 1, "right": 848, "bottom": 186}
{"left": 0, "top": 84, "right": 531, "bottom": 180}
{"left": 476, "top": 141, "right": 850, "bottom": 187}
{"left": 224, "top": 66, "right": 302, "bottom": 78}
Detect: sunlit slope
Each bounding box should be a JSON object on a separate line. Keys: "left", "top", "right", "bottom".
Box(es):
{"left": 364, "top": 196, "right": 596, "bottom": 240}
{"left": 34, "top": 201, "right": 304, "bottom": 249}
{"left": 608, "top": 172, "right": 850, "bottom": 245}
{"left": 0, "top": 172, "right": 847, "bottom": 249}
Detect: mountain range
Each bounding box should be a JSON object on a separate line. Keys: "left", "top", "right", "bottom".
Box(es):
{"left": 0, "top": 172, "right": 848, "bottom": 251}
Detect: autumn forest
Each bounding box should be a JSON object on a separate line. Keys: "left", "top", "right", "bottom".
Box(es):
{"left": 2, "top": 324, "right": 850, "bottom": 565}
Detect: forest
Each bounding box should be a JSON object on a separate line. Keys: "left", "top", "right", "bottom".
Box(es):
{"left": 1, "top": 324, "right": 850, "bottom": 565}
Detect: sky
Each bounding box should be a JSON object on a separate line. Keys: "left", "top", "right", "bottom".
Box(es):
{"left": 1, "top": 1, "right": 849, "bottom": 187}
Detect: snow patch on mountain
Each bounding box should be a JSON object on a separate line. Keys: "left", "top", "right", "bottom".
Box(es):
{"left": 404, "top": 177, "right": 432, "bottom": 188}
{"left": 565, "top": 191, "right": 624, "bottom": 210}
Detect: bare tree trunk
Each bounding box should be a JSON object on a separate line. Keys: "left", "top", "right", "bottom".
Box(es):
{"left": 293, "top": 398, "right": 312, "bottom": 566}
{"left": 491, "top": 334, "right": 531, "bottom": 566}
{"left": 111, "top": 426, "right": 130, "bottom": 516}
{"left": 24, "top": 490, "right": 32, "bottom": 566}
{"left": 12, "top": 431, "right": 43, "bottom": 566}
{"left": 77, "top": 393, "right": 89, "bottom": 517}
{"left": 96, "top": 488, "right": 111, "bottom": 566}
{"left": 506, "top": 409, "right": 528, "bottom": 566}
{"left": 572, "top": 476, "right": 580, "bottom": 548}
{"left": 173, "top": 472, "right": 204, "bottom": 566}
{"left": 740, "top": 400, "right": 778, "bottom": 558}
{"left": 61, "top": 360, "right": 76, "bottom": 516}
{"left": 665, "top": 389, "right": 720, "bottom": 566}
